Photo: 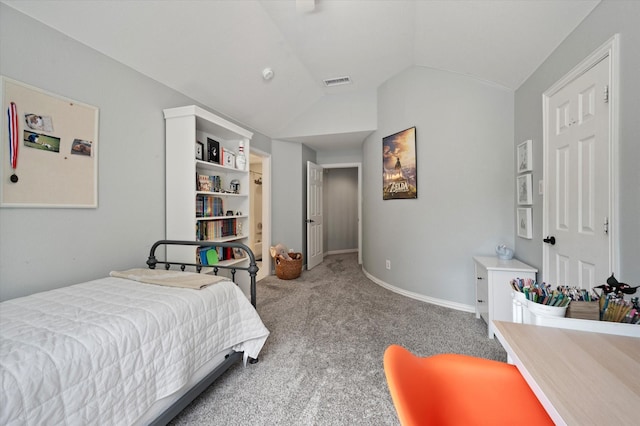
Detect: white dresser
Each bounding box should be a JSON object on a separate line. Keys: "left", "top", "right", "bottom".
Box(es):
{"left": 473, "top": 256, "right": 537, "bottom": 338}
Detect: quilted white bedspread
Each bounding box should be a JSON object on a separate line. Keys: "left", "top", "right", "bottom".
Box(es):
{"left": 0, "top": 277, "right": 269, "bottom": 426}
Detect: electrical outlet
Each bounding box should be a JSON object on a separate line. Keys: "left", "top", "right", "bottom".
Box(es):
{"left": 386, "top": 259, "right": 391, "bottom": 270}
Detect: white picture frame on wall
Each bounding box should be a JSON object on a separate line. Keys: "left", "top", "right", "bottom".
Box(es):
{"left": 517, "top": 207, "right": 533, "bottom": 239}
{"left": 517, "top": 139, "right": 533, "bottom": 173}
{"left": 517, "top": 174, "right": 533, "bottom": 205}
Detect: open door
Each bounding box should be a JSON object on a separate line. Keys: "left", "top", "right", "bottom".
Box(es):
{"left": 306, "top": 161, "right": 323, "bottom": 269}
{"left": 542, "top": 39, "right": 617, "bottom": 290}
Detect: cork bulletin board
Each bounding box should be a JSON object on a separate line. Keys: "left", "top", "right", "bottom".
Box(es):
{"left": 1, "top": 76, "right": 98, "bottom": 208}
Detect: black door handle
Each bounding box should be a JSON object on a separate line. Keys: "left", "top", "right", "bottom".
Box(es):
{"left": 543, "top": 236, "right": 556, "bottom": 245}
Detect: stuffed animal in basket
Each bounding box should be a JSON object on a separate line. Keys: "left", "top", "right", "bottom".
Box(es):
{"left": 270, "top": 243, "right": 291, "bottom": 260}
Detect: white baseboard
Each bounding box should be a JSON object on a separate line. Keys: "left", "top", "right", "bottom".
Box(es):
{"left": 325, "top": 249, "right": 358, "bottom": 256}
{"left": 362, "top": 268, "right": 475, "bottom": 313}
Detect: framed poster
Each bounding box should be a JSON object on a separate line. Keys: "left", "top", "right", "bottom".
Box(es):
{"left": 382, "top": 126, "right": 417, "bottom": 200}
{"left": 517, "top": 139, "right": 533, "bottom": 173}
{"left": 517, "top": 207, "right": 533, "bottom": 239}
{"left": 517, "top": 174, "right": 532, "bottom": 205}
{"left": 1, "top": 76, "right": 98, "bottom": 208}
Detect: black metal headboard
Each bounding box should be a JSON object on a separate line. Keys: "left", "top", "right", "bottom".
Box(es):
{"left": 146, "top": 240, "right": 258, "bottom": 307}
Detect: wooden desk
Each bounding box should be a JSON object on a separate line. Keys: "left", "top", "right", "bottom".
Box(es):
{"left": 493, "top": 320, "right": 640, "bottom": 426}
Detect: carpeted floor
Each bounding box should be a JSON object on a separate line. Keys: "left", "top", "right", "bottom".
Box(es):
{"left": 170, "top": 253, "right": 506, "bottom": 425}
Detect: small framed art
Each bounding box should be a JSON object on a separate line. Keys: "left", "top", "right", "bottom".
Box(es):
{"left": 517, "top": 139, "right": 533, "bottom": 173}
{"left": 207, "top": 137, "right": 220, "bottom": 164}
{"left": 223, "top": 150, "right": 235, "bottom": 168}
{"left": 233, "top": 247, "right": 246, "bottom": 259}
{"left": 195, "top": 141, "right": 204, "bottom": 160}
{"left": 517, "top": 174, "right": 532, "bottom": 205}
{"left": 517, "top": 207, "right": 533, "bottom": 239}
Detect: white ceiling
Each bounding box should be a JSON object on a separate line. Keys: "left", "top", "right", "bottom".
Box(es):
{"left": 2, "top": 0, "right": 600, "bottom": 151}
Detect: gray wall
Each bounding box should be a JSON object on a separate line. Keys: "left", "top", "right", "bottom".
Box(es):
{"left": 362, "top": 66, "right": 515, "bottom": 307}
{"left": 514, "top": 0, "right": 640, "bottom": 280}
{"left": 271, "top": 140, "right": 307, "bottom": 259}
{"left": 323, "top": 168, "right": 358, "bottom": 253}
{"left": 0, "top": 5, "right": 270, "bottom": 300}
{"left": 316, "top": 147, "right": 363, "bottom": 164}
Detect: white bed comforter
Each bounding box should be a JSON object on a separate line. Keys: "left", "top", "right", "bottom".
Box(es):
{"left": 0, "top": 277, "right": 269, "bottom": 426}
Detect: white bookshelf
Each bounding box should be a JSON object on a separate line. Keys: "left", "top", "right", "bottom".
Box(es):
{"left": 164, "top": 105, "right": 252, "bottom": 270}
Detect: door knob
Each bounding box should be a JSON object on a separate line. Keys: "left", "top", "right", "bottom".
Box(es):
{"left": 543, "top": 236, "right": 556, "bottom": 245}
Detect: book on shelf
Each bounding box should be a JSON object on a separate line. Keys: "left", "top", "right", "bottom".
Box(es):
{"left": 197, "top": 244, "right": 242, "bottom": 264}
{"left": 196, "top": 217, "right": 237, "bottom": 241}
{"left": 197, "top": 174, "right": 212, "bottom": 192}
{"left": 196, "top": 195, "right": 224, "bottom": 218}
{"left": 197, "top": 246, "right": 219, "bottom": 265}
{"left": 196, "top": 174, "right": 222, "bottom": 192}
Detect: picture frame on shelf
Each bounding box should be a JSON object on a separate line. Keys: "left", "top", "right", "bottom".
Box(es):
{"left": 232, "top": 247, "right": 246, "bottom": 259}
{"left": 207, "top": 137, "right": 220, "bottom": 164}
{"left": 517, "top": 207, "right": 533, "bottom": 239}
{"left": 195, "top": 141, "right": 204, "bottom": 161}
{"left": 517, "top": 173, "right": 532, "bottom": 205}
{"left": 223, "top": 150, "right": 236, "bottom": 168}
{"left": 517, "top": 139, "right": 533, "bottom": 173}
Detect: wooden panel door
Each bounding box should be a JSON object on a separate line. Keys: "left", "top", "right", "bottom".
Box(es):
{"left": 544, "top": 56, "right": 611, "bottom": 290}
{"left": 306, "top": 161, "right": 323, "bottom": 270}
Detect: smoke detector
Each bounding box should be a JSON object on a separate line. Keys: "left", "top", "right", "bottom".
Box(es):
{"left": 323, "top": 76, "right": 352, "bottom": 87}
{"left": 262, "top": 67, "right": 275, "bottom": 81}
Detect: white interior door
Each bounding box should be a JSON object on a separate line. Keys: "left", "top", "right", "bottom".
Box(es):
{"left": 543, "top": 55, "right": 612, "bottom": 290}
{"left": 307, "top": 161, "right": 323, "bottom": 270}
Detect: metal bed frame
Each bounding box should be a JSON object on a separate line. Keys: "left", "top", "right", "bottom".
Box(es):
{"left": 145, "top": 239, "right": 260, "bottom": 425}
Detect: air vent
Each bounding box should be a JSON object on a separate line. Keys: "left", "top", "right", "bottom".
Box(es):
{"left": 323, "top": 76, "right": 352, "bottom": 87}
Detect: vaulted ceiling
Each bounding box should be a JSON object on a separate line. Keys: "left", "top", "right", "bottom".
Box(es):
{"left": 2, "top": 0, "right": 600, "bottom": 150}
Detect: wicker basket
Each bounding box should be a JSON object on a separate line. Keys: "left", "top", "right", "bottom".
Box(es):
{"left": 274, "top": 252, "right": 303, "bottom": 280}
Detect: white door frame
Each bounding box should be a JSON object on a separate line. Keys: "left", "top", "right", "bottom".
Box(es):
{"left": 541, "top": 34, "right": 620, "bottom": 282}
{"left": 250, "top": 147, "right": 271, "bottom": 275}
{"left": 306, "top": 161, "right": 324, "bottom": 269}
{"left": 322, "top": 162, "right": 362, "bottom": 265}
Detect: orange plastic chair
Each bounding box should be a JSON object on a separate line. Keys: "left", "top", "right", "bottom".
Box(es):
{"left": 383, "top": 345, "right": 554, "bottom": 426}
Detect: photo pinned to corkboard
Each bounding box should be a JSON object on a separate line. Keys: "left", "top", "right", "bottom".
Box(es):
{"left": 1, "top": 76, "right": 99, "bottom": 208}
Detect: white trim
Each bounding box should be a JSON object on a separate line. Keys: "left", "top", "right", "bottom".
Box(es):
{"left": 326, "top": 249, "right": 358, "bottom": 255}
{"left": 249, "top": 147, "right": 271, "bottom": 278}
{"left": 320, "top": 162, "right": 363, "bottom": 265}
{"left": 362, "top": 267, "right": 476, "bottom": 313}
{"left": 542, "top": 34, "right": 620, "bottom": 282}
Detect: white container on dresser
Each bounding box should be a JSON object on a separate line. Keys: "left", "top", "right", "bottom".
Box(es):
{"left": 164, "top": 105, "right": 253, "bottom": 296}
{"left": 473, "top": 256, "right": 537, "bottom": 338}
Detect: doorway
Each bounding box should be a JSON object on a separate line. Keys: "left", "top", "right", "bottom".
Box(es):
{"left": 542, "top": 35, "right": 619, "bottom": 289}
{"left": 250, "top": 149, "right": 271, "bottom": 281}
{"left": 321, "top": 163, "right": 362, "bottom": 265}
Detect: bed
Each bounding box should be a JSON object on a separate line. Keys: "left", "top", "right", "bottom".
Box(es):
{"left": 0, "top": 240, "right": 269, "bottom": 426}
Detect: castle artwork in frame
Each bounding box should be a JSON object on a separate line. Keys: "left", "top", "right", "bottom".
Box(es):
{"left": 382, "top": 126, "right": 417, "bottom": 200}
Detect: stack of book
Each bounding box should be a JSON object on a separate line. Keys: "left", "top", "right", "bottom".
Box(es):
{"left": 196, "top": 174, "right": 222, "bottom": 192}
{"left": 196, "top": 218, "right": 237, "bottom": 241}
{"left": 196, "top": 195, "right": 224, "bottom": 218}
{"left": 197, "top": 245, "right": 238, "bottom": 265}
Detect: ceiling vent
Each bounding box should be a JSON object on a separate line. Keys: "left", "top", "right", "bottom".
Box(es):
{"left": 323, "top": 76, "right": 352, "bottom": 87}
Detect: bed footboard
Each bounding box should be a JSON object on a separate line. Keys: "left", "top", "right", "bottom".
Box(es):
{"left": 146, "top": 240, "right": 258, "bottom": 307}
